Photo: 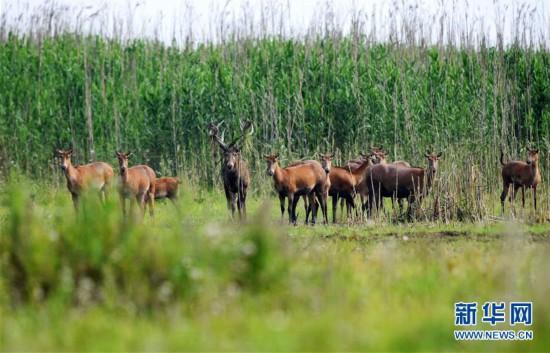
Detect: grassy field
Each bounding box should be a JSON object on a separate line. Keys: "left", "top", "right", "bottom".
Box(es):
{"left": 1, "top": 178, "right": 549, "bottom": 351}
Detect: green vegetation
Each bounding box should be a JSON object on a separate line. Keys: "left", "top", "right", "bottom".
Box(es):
{"left": 1, "top": 179, "right": 549, "bottom": 351}
{"left": 0, "top": 23, "right": 549, "bottom": 185}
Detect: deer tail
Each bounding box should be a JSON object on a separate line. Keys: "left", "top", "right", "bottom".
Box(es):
{"left": 500, "top": 149, "right": 506, "bottom": 166}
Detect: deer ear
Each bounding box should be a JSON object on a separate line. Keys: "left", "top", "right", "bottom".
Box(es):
{"left": 126, "top": 151, "right": 133, "bottom": 158}
{"left": 274, "top": 154, "right": 279, "bottom": 159}
{"left": 437, "top": 152, "right": 443, "bottom": 158}
{"left": 425, "top": 153, "right": 430, "bottom": 158}
{"left": 67, "top": 148, "right": 73, "bottom": 155}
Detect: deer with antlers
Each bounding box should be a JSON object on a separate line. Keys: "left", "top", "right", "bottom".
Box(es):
{"left": 55, "top": 149, "right": 115, "bottom": 209}
{"left": 208, "top": 120, "right": 253, "bottom": 219}
{"left": 115, "top": 151, "right": 156, "bottom": 217}
{"left": 500, "top": 147, "right": 541, "bottom": 211}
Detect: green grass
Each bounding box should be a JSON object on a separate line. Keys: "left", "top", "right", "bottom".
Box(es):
{"left": 1, "top": 180, "right": 549, "bottom": 351}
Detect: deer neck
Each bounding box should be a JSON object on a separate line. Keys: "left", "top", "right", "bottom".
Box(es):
{"left": 530, "top": 160, "right": 539, "bottom": 176}
{"left": 351, "top": 160, "right": 371, "bottom": 181}
{"left": 273, "top": 164, "right": 286, "bottom": 186}
{"left": 64, "top": 162, "right": 80, "bottom": 186}
{"left": 120, "top": 167, "right": 129, "bottom": 184}
{"left": 425, "top": 167, "right": 436, "bottom": 189}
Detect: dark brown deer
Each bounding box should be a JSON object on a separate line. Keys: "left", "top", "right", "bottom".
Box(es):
{"left": 265, "top": 154, "right": 329, "bottom": 224}
{"left": 363, "top": 151, "right": 442, "bottom": 218}
{"left": 115, "top": 151, "right": 156, "bottom": 217}
{"left": 208, "top": 120, "right": 252, "bottom": 219}
{"left": 56, "top": 149, "right": 115, "bottom": 209}
{"left": 370, "top": 148, "right": 411, "bottom": 211}
{"left": 153, "top": 177, "right": 181, "bottom": 206}
{"left": 500, "top": 148, "right": 541, "bottom": 211}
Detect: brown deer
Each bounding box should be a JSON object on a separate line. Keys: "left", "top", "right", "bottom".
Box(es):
{"left": 293, "top": 154, "right": 333, "bottom": 223}
{"left": 500, "top": 148, "right": 541, "bottom": 211}
{"left": 363, "top": 151, "right": 442, "bottom": 218}
{"left": 329, "top": 156, "right": 375, "bottom": 223}
{"left": 208, "top": 120, "right": 252, "bottom": 219}
{"left": 265, "top": 154, "right": 329, "bottom": 225}
{"left": 153, "top": 177, "right": 181, "bottom": 206}
{"left": 56, "top": 149, "right": 115, "bottom": 209}
{"left": 115, "top": 151, "right": 156, "bottom": 217}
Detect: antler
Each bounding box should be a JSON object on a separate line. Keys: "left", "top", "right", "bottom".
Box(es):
{"left": 207, "top": 121, "right": 228, "bottom": 151}
{"left": 228, "top": 119, "right": 254, "bottom": 149}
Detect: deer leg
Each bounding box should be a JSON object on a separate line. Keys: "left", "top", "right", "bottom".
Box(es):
{"left": 136, "top": 193, "right": 146, "bottom": 216}
{"left": 120, "top": 193, "right": 126, "bottom": 216}
{"left": 303, "top": 195, "right": 310, "bottom": 224}
{"left": 500, "top": 182, "right": 509, "bottom": 212}
{"left": 147, "top": 191, "right": 155, "bottom": 217}
{"left": 521, "top": 186, "right": 525, "bottom": 208}
{"left": 230, "top": 192, "right": 237, "bottom": 219}
{"left": 367, "top": 189, "right": 375, "bottom": 218}
{"left": 319, "top": 190, "right": 328, "bottom": 224}
{"left": 332, "top": 194, "right": 338, "bottom": 224}
{"left": 291, "top": 194, "right": 301, "bottom": 225}
{"left": 287, "top": 193, "right": 295, "bottom": 224}
{"left": 308, "top": 193, "right": 317, "bottom": 225}
{"left": 240, "top": 189, "right": 247, "bottom": 220}
{"left": 407, "top": 195, "right": 416, "bottom": 220}
{"left": 279, "top": 194, "right": 286, "bottom": 219}
{"left": 510, "top": 185, "right": 520, "bottom": 203}
{"left": 71, "top": 193, "right": 79, "bottom": 211}
{"left": 345, "top": 194, "right": 355, "bottom": 220}
{"left": 223, "top": 185, "right": 232, "bottom": 212}
{"left": 533, "top": 186, "right": 537, "bottom": 211}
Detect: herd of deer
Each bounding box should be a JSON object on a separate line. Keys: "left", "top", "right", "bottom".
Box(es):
{"left": 55, "top": 121, "right": 542, "bottom": 224}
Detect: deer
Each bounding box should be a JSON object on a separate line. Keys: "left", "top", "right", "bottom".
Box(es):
{"left": 208, "top": 120, "right": 253, "bottom": 220}
{"left": 289, "top": 154, "right": 332, "bottom": 223}
{"left": 363, "top": 151, "right": 442, "bottom": 219}
{"left": 115, "top": 151, "right": 156, "bottom": 217}
{"left": 152, "top": 177, "right": 181, "bottom": 206}
{"left": 328, "top": 155, "right": 375, "bottom": 223}
{"left": 370, "top": 147, "right": 411, "bottom": 211}
{"left": 264, "top": 154, "right": 329, "bottom": 225}
{"left": 500, "top": 147, "right": 541, "bottom": 211}
{"left": 55, "top": 149, "right": 115, "bottom": 210}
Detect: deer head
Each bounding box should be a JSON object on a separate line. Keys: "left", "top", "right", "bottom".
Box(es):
{"left": 319, "top": 153, "right": 333, "bottom": 173}
{"left": 264, "top": 154, "right": 279, "bottom": 176}
{"left": 527, "top": 148, "right": 539, "bottom": 165}
{"left": 115, "top": 151, "right": 133, "bottom": 173}
{"left": 424, "top": 150, "right": 442, "bottom": 175}
{"left": 56, "top": 148, "right": 73, "bottom": 172}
